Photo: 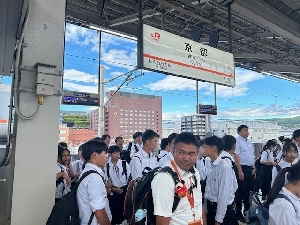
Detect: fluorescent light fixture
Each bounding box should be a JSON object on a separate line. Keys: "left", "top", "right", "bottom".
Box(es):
{"left": 89, "top": 24, "right": 137, "bottom": 41}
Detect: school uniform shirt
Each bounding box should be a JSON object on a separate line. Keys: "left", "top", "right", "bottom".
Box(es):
{"left": 260, "top": 150, "right": 275, "bottom": 163}
{"left": 276, "top": 150, "right": 283, "bottom": 161}
{"left": 271, "top": 159, "right": 298, "bottom": 186}
{"left": 130, "top": 149, "right": 159, "bottom": 180}
{"left": 123, "top": 142, "right": 143, "bottom": 158}
{"left": 72, "top": 158, "right": 84, "bottom": 174}
{"left": 56, "top": 162, "right": 70, "bottom": 199}
{"left": 234, "top": 135, "right": 255, "bottom": 166}
{"left": 151, "top": 161, "right": 202, "bottom": 225}
{"left": 158, "top": 150, "right": 168, "bottom": 160}
{"left": 159, "top": 152, "right": 174, "bottom": 168}
{"left": 204, "top": 156, "right": 238, "bottom": 223}
{"left": 77, "top": 163, "right": 112, "bottom": 225}
{"left": 219, "top": 151, "right": 235, "bottom": 164}
{"left": 269, "top": 187, "right": 300, "bottom": 225}
{"left": 105, "top": 159, "right": 130, "bottom": 187}
{"left": 196, "top": 157, "right": 207, "bottom": 181}
{"left": 204, "top": 157, "right": 212, "bottom": 176}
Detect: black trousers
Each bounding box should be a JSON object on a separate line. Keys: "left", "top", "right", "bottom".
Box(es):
{"left": 207, "top": 200, "right": 238, "bottom": 225}
{"left": 108, "top": 186, "right": 127, "bottom": 225}
{"left": 235, "top": 165, "right": 254, "bottom": 214}
{"left": 260, "top": 165, "right": 273, "bottom": 198}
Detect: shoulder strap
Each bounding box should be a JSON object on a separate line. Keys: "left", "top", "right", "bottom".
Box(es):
{"left": 275, "top": 164, "right": 282, "bottom": 172}
{"left": 203, "top": 157, "right": 206, "bottom": 166}
{"left": 277, "top": 194, "right": 296, "bottom": 211}
{"left": 106, "top": 163, "right": 110, "bottom": 179}
{"left": 122, "top": 160, "right": 128, "bottom": 179}
{"left": 158, "top": 167, "right": 181, "bottom": 212}
{"left": 221, "top": 156, "right": 234, "bottom": 168}
{"left": 134, "top": 144, "right": 139, "bottom": 152}
{"left": 127, "top": 142, "right": 133, "bottom": 152}
{"left": 133, "top": 155, "right": 141, "bottom": 163}
{"left": 76, "top": 161, "right": 80, "bottom": 173}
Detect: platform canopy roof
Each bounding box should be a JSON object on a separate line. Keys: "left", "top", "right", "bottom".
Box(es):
{"left": 1, "top": 0, "right": 300, "bottom": 82}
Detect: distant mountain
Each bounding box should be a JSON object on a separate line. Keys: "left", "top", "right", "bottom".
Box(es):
{"left": 263, "top": 116, "right": 300, "bottom": 130}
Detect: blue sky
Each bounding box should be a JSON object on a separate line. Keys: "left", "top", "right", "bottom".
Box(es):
{"left": 1, "top": 23, "right": 300, "bottom": 121}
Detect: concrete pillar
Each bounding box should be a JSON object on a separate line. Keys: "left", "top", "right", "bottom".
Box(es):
{"left": 8, "top": 0, "right": 65, "bottom": 224}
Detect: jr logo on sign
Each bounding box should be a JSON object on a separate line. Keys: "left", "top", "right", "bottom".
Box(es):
{"left": 151, "top": 32, "right": 161, "bottom": 41}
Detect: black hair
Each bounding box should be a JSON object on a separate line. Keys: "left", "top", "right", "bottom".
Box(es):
{"left": 222, "top": 135, "right": 236, "bottom": 151}
{"left": 58, "top": 142, "right": 68, "bottom": 148}
{"left": 278, "top": 136, "right": 285, "bottom": 142}
{"left": 101, "top": 134, "right": 111, "bottom": 140}
{"left": 78, "top": 145, "right": 82, "bottom": 152}
{"left": 292, "top": 129, "right": 300, "bottom": 139}
{"left": 115, "top": 136, "right": 124, "bottom": 143}
{"left": 198, "top": 139, "right": 204, "bottom": 147}
{"left": 81, "top": 140, "right": 108, "bottom": 161}
{"left": 284, "top": 138, "right": 292, "bottom": 144}
{"left": 133, "top": 132, "right": 143, "bottom": 139}
{"left": 160, "top": 138, "right": 168, "bottom": 150}
{"left": 108, "top": 145, "right": 121, "bottom": 154}
{"left": 142, "top": 129, "right": 159, "bottom": 145}
{"left": 204, "top": 135, "right": 224, "bottom": 154}
{"left": 282, "top": 142, "right": 298, "bottom": 154}
{"left": 266, "top": 161, "right": 300, "bottom": 206}
{"left": 262, "top": 140, "right": 277, "bottom": 151}
{"left": 174, "top": 132, "right": 200, "bottom": 149}
{"left": 167, "top": 133, "right": 178, "bottom": 144}
{"left": 58, "top": 144, "right": 66, "bottom": 158}
{"left": 237, "top": 124, "right": 248, "bottom": 134}
{"left": 92, "top": 137, "right": 102, "bottom": 142}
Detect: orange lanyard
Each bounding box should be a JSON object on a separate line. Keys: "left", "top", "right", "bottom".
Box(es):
{"left": 171, "top": 160, "right": 196, "bottom": 219}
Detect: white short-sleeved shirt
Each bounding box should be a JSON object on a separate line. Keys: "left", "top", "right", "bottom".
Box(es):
{"left": 105, "top": 159, "right": 130, "bottom": 187}
{"left": 196, "top": 157, "right": 207, "bottom": 181}
{"left": 269, "top": 187, "right": 300, "bottom": 225}
{"left": 271, "top": 159, "right": 298, "bottom": 186}
{"left": 56, "top": 163, "right": 70, "bottom": 199}
{"left": 151, "top": 161, "right": 202, "bottom": 225}
{"left": 159, "top": 152, "right": 174, "bottom": 168}
{"left": 123, "top": 142, "right": 143, "bottom": 158}
{"left": 260, "top": 150, "right": 274, "bottom": 163}
{"left": 234, "top": 135, "right": 255, "bottom": 166}
{"left": 130, "top": 149, "right": 159, "bottom": 180}
{"left": 204, "top": 156, "right": 237, "bottom": 223}
{"left": 72, "top": 159, "right": 84, "bottom": 174}
{"left": 77, "top": 163, "right": 112, "bottom": 225}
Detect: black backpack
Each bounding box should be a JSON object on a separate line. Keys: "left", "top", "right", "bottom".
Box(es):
{"left": 121, "top": 142, "right": 139, "bottom": 163}
{"left": 124, "top": 166, "right": 184, "bottom": 225}
{"left": 47, "top": 170, "right": 100, "bottom": 225}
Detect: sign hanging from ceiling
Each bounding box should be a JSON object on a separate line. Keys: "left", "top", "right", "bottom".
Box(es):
{"left": 62, "top": 91, "right": 99, "bottom": 106}
{"left": 197, "top": 104, "right": 217, "bottom": 115}
{"left": 140, "top": 24, "right": 235, "bottom": 87}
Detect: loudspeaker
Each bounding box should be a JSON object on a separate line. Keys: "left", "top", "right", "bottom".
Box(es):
{"left": 209, "top": 33, "right": 219, "bottom": 48}
{"left": 191, "top": 26, "right": 202, "bottom": 42}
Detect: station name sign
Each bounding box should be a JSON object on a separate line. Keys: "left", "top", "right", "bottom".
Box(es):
{"left": 197, "top": 104, "right": 217, "bottom": 115}
{"left": 140, "top": 24, "right": 235, "bottom": 87}
{"left": 62, "top": 91, "right": 99, "bottom": 106}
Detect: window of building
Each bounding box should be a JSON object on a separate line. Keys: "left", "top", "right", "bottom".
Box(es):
{"left": 60, "top": 130, "right": 66, "bottom": 134}
{"left": 120, "top": 109, "right": 123, "bottom": 111}
{"left": 60, "top": 137, "right": 66, "bottom": 140}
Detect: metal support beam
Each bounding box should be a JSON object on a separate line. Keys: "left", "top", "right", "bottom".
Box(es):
{"left": 97, "top": 0, "right": 106, "bottom": 24}
{"left": 253, "top": 63, "right": 300, "bottom": 73}
{"left": 234, "top": 53, "right": 275, "bottom": 60}
{"left": 226, "top": 1, "right": 233, "bottom": 53}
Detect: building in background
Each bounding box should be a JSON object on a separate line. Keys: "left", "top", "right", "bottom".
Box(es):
{"left": 211, "top": 120, "right": 281, "bottom": 141}
{"left": 90, "top": 91, "right": 162, "bottom": 141}
{"left": 59, "top": 124, "right": 69, "bottom": 143}
{"left": 162, "top": 120, "right": 181, "bottom": 138}
{"left": 181, "top": 114, "right": 211, "bottom": 138}
{"left": 68, "top": 128, "right": 95, "bottom": 146}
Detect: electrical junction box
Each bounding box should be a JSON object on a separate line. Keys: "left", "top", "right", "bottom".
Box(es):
{"left": 35, "top": 63, "right": 55, "bottom": 95}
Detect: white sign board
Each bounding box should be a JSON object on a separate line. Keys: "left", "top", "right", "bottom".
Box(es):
{"left": 142, "top": 24, "right": 235, "bottom": 87}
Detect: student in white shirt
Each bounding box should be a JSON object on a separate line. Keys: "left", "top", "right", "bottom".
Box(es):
{"left": 158, "top": 133, "right": 177, "bottom": 167}
{"left": 203, "top": 135, "right": 238, "bottom": 225}
{"left": 105, "top": 145, "right": 130, "bottom": 225}
{"left": 196, "top": 139, "right": 207, "bottom": 196}
{"left": 260, "top": 140, "right": 276, "bottom": 200}
{"left": 272, "top": 142, "right": 298, "bottom": 186}
{"left": 123, "top": 132, "right": 143, "bottom": 158}
{"left": 56, "top": 145, "right": 71, "bottom": 203}
{"left": 292, "top": 129, "right": 300, "bottom": 160}
{"left": 221, "top": 135, "right": 238, "bottom": 181}
{"left": 152, "top": 132, "right": 204, "bottom": 225}
{"left": 101, "top": 134, "right": 111, "bottom": 147}
{"left": 266, "top": 161, "right": 300, "bottom": 225}
{"left": 77, "top": 140, "right": 112, "bottom": 225}
{"left": 72, "top": 145, "right": 85, "bottom": 177}
{"left": 157, "top": 138, "right": 168, "bottom": 166}
{"left": 130, "top": 129, "right": 159, "bottom": 180}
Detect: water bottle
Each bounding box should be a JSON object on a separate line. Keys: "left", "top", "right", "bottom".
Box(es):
{"left": 135, "top": 209, "right": 147, "bottom": 222}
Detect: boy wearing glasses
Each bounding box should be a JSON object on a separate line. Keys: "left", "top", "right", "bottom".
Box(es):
{"left": 105, "top": 145, "right": 130, "bottom": 225}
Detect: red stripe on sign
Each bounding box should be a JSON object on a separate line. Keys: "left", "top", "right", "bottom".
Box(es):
{"left": 144, "top": 53, "right": 234, "bottom": 78}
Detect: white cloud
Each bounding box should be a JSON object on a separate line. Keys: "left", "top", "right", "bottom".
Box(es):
{"left": 145, "top": 68, "right": 264, "bottom": 98}
{"left": 101, "top": 48, "right": 137, "bottom": 70}
{"left": 64, "top": 69, "right": 98, "bottom": 83}
{"left": 63, "top": 81, "right": 98, "bottom": 93}
{"left": 162, "top": 111, "right": 194, "bottom": 121}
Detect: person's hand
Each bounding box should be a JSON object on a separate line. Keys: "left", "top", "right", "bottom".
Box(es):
{"left": 114, "top": 187, "right": 123, "bottom": 194}
{"left": 238, "top": 170, "right": 244, "bottom": 181}
{"left": 75, "top": 172, "right": 81, "bottom": 177}
{"left": 214, "top": 221, "right": 220, "bottom": 225}
{"left": 62, "top": 173, "right": 71, "bottom": 186}
{"left": 252, "top": 169, "right": 256, "bottom": 179}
